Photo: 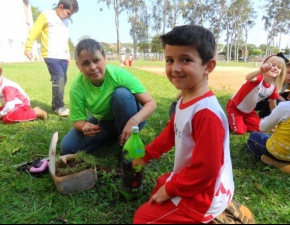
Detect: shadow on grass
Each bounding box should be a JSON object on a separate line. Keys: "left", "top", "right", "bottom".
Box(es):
{"left": 30, "top": 100, "right": 51, "bottom": 113}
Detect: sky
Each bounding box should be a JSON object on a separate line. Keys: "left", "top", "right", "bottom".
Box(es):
{"left": 29, "top": 0, "right": 290, "bottom": 49}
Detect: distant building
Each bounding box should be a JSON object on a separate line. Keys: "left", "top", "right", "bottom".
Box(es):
{"left": 0, "top": 0, "right": 40, "bottom": 63}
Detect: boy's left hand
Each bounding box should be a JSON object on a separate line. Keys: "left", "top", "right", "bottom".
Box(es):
{"left": 132, "top": 158, "right": 145, "bottom": 169}
{"left": 149, "top": 184, "right": 171, "bottom": 206}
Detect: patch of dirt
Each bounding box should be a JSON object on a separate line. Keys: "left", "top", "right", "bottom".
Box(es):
{"left": 55, "top": 158, "right": 112, "bottom": 177}
{"left": 137, "top": 66, "right": 257, "bottom": 92}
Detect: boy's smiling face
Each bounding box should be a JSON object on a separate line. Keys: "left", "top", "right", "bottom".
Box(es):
{"left": 164, "top": 45, "right": 212, "bottom": 92}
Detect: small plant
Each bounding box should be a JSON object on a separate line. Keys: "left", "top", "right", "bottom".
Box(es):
{"left": 55, "top": 151, "right": 97, "bottom": 177}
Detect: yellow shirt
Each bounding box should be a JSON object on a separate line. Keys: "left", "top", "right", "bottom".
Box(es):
{"left": 25, "top": 10, "right": 70, "bottom": 59}
{"left": 264, "top": 103, "right": 290, "bottom": 161}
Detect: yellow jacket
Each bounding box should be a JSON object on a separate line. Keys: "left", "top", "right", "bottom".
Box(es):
{"left": 25, "top": 10, "right": 70, "bottom": 59}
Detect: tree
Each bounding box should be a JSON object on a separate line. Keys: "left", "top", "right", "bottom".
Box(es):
{"left": 150, "top": 0, "right": 183, "bottom": 34}
{"left": 262, "top": 0, "right": 290, "bottom": 56}
{"left": 167, "top": 0, "right": 183, "bottom": 28}
{"left": 237, "top": 0, "right": 257, "bottom": 62}
{"left": 138, "top": 41, "right": 150, "bottom": 53}
{"left": 208, "top": 0, "right": 228, "bottom": 45}
{"left": 100, "top": 42, "right": 112, "bottom": 54}
{"left": 249, "top": 48, "right": 262, "bottom": 57}
{"left": 151, "top": 0, "right": 170, "bottom": 35}
{"left": 123, "top": 0, "right": 148, "bottom": 57}
{"left": 137, "top": 9, "right": 151, "bottom": 55}
{"left": 98, "top": 0, "right": 125, "bottom": 54}
{"left": 217, "top": 43, "right": 224, "bottom": 53}
{"left": 182, "top": 0, "right": 212, "bottom": 26}
{"left": 30, "top": 6, "right": 42, "bottom": 43}
{"left": 151, "top": 34, "right": 163, "bottom": 53}
{"left": 31, "top": 6, "right": 41, "bottom": 22}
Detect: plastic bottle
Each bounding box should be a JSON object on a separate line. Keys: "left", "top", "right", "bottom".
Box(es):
{"left": 120, "top": 126, "right": 145, "bottom": 201}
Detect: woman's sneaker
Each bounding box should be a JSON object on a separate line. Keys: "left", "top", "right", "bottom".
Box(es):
{"left": 54, "top": 108, "right": 70, "bottom": 117}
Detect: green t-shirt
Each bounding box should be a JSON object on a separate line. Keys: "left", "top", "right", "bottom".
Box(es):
{"left": 69, "top": 64, "right": 146, "bottom": 122}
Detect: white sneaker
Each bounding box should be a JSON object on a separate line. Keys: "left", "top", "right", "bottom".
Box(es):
{"left": 54, "top": 108, "right": 69, "bottom": 116}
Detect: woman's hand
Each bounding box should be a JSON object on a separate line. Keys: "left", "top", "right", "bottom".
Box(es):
{"left": 119, "top": 118, "right": 138, "bottom": 146}
{"left": 82, "top": 122, "right": 102, "bottom": 137}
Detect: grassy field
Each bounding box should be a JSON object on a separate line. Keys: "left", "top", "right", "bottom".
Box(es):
{"left": 0, "top": 60, "right": 289, "bottom": 224}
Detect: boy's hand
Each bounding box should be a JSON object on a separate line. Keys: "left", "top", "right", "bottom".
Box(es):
{"left": 149, "top": 184, "right": 171, "bottom": 205}
{"left": 132, "top": 158, "right": 145, "bottom": 169}
{"left": 24, "top": 50, "right": 33, "bottom": 61}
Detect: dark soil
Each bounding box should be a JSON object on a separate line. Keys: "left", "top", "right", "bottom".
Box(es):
{"left": 55, "top": 158, "right": 112, "bottom": 177}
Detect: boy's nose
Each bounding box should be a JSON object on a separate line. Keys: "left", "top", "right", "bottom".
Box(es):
{"left": 172, "top": 64, "right": 181, "bottom": 72}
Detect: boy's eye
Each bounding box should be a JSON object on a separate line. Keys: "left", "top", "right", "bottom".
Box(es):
{"left": 165, "top": 59, "right": 173, "bottom": 63}
{"left": 182, "top": 58, "right": 191, "bottom": 62}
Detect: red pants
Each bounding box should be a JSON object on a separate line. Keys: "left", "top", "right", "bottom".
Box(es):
{"left": 133, "top": 173, "right": 200, "bottom": 224}
{"left": 226, "top": 99, "right": 260, "bottom": 135}
{"left": 0, "top": 105, "right": 37, "bottom": 124}
{"left": 129, "top": 60, "right": 133, "bottom": 67}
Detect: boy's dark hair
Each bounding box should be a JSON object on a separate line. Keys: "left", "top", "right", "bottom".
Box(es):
{"left": 75, "top": 39, "right": 105, "bottom": 61}
{"left": 58, "top": 0, "right": 79, "bottom": 12}
{"left": 160, "top": 25, "right": 216, "bottom": 65}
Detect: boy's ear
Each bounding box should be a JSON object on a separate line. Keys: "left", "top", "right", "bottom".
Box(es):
{"left": 205, "top": 59, "right": 216, "bottom": 74}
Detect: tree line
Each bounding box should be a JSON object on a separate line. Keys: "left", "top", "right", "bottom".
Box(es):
{"left": 31, "top": 0, "right": 290, "bottom": 62}
{"left": 97, "top": 0, "right": 289, "bottom": 62}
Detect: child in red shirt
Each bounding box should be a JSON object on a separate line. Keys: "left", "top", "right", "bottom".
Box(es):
{"left": 132, "top": 25, "right": 234, "bottom": 224}
{"left": 0, "top": 67, "right": 48, "bottom": 124}
{"left": 226, "top": 55, "right": 286, "bottom": 134}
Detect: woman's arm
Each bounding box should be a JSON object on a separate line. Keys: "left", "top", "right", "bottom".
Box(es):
{"left": 119, "top": 92, "right": 156, "bottom": 146}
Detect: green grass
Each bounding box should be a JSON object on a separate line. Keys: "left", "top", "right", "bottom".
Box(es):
{"left": 0, "top": 61, "right": 289, "bottom": 224}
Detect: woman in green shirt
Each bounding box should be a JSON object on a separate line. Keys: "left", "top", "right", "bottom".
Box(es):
{"left": 61, "top": 39, "right": 156, "bottom": 157}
